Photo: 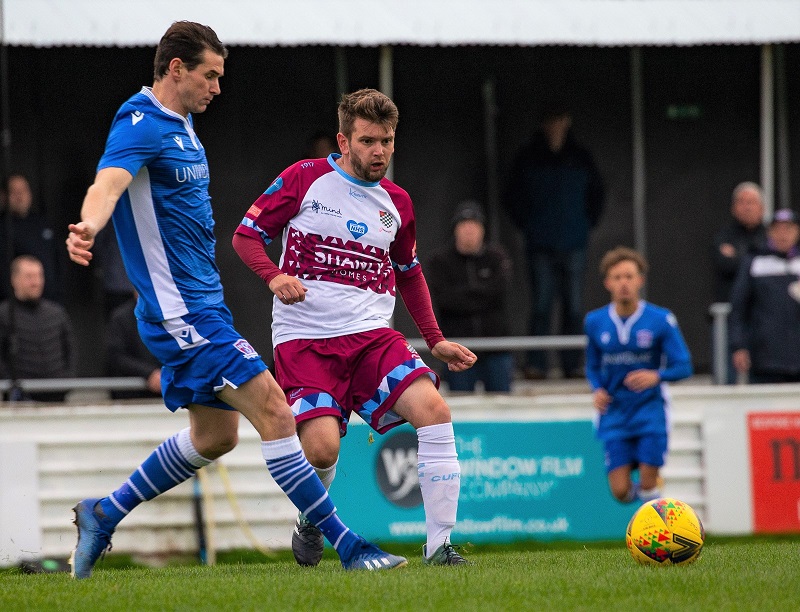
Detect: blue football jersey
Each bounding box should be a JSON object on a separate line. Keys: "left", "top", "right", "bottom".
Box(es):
{"left": 584, "top": 301, "right": 692, "bottom": 440}
{"left": 98, "top": 87, "right": 224, "bottom": 322}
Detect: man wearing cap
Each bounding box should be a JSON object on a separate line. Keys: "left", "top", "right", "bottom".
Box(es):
{"left": 729, "top": 208, "right": 800, "bottom": 383}
{"left": 428, "top": 201, "right": 514, "bottom": 392}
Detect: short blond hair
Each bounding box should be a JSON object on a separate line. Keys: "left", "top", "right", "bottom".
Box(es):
{"left": 599, "top": 246, "right": 648, "bottom": 277}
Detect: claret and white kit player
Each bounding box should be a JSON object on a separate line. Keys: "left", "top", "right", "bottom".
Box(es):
{"left": 65, "top": 23, "right": 406, "bottom": 579}
{"left": 233, "top": 88, "right": 476, "bottom": 566}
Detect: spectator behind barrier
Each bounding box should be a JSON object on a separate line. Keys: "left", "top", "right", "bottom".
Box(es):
{"left": 710, "top": 181, "right": 768, "bottom": 384}
{"left": 729, "top": 208, "right": 800, "bottom": 384}
{"left": 0, "top": 254, "right": 75, "bottom": 401}
{"left": 428, "top": 200, "right": 514, "bottom": 393}
{"left": 105, "top": 292, "right": 162, "bottom": 400}
{"left": 1, "top": 173, "right": 62, "bottom": 303}
{"left": 504, "top": 103, "right": 605, "bottom": 380}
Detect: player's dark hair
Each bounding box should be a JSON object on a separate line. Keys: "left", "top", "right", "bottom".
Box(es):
{"left": 153, "top": 21, "right": 228, "bottom": 81}
{"left": 600, "top": 246, "right": 648, "bottom": 277}
{"left": 338, "top": 89, "right": 399, "bottom": 138}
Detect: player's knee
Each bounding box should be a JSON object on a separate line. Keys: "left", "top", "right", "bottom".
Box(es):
{"left": 303, "top": 441, "right": 338, "bottom": 469}
{"left": 425, "top": 397, "right": 452, "bottom": 426}
{"left": 196, "top": 428, "right": 238, "bottom": 459}
{"left": 609, "top": 481, "right": 630, "bottom": 501}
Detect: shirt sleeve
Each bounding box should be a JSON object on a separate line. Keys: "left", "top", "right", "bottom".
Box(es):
{"left": 584, "top": 315, "right": 603, "bottom": 390}
{"left": 232, "top": 232, "right": 283, "bottom": 285}
{"left": 235, "top": 164, "right": 304, "bottom": 246}
{"left": 97, "top": 105, "right": 161, "bottom": 176}
{"left": 396, "top": 269, "right": 446, "bottom": 350}
{"left": 658, "top": 311, "right": 693, "bottom": 382}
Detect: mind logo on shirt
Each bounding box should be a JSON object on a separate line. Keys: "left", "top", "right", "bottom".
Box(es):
{"left": 347, "top": 220, "right": 368, "bottom": 239}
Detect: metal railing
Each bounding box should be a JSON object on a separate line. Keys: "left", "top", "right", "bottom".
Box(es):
{"left": 407, "top": 335, "right": 587, "bottom": 353}
{"left": 0, "top": 376, "right": 147, "bottom": 394}
{"left": 0, "top": 317, "right": 734, "bottom": 396}
{"left": 708, "top": 302, "right": 732, "bottom": 386}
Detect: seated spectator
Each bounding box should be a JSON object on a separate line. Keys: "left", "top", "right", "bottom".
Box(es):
{"left": 711, "top": 182, "right": 768, "bottom": 383}
{"left": 93, "top": 226, "right": 135, "bottom": 319}
{"left": 1, "top": 173, "right": 62, "bottom": 302}
{"left": 729, "top": 208, "right": 800, "bottom": 383}
{"left": 106, "top": 293, "right": 162, "bottom": 399}
{"left": 427, "top": 201, "right": 514, "bottom": 392}
{"left": 0, "top": 255, "right": 75, "bottom": 401}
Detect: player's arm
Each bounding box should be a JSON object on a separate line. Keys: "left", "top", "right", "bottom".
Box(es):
{"left": 584, "top": 318, "right": 611, "bottom": 412}
{"left": 66, "top": 167, "right": 133, "bottom": 266}
{"left": 656, "top": 313, "right": 693, "bottom": 382}
{"left": 232, "top": 232, "right": 307, "bottom": 305}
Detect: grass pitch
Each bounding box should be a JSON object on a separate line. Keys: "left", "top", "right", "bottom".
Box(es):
{"left": 1, "top": 537, "right": 798, "bottom": 611}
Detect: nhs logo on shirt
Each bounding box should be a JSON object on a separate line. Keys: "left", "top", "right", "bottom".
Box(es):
{"left": 347, "top": 220, "right": 368, "bottom": 239}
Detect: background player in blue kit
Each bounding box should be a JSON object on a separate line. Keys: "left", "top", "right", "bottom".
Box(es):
{"left": 584, "top": 247, "right": 692, "bottom": 503}
{"left": 65, "top": 21, "right": 405, "bottom": 578}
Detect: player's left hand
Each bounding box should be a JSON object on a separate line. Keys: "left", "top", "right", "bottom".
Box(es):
{"left": 432, "top": 341, "right": 477, "bottom": 372}
{"left": 623, "top": 369, "right": 660, "bottom": 392}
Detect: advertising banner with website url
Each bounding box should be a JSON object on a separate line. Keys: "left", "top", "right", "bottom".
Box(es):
{"left": 332, "top": 420, "right": 635, "bottom": 544}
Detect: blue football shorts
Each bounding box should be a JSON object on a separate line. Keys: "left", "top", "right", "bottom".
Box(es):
{"left": 603, "top": 433, "right": 668, "bottom": 472}
{"left": 138, "top": 302, "right": 268, "bottom": 412}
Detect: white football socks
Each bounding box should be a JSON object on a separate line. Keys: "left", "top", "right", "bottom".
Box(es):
{"left": 417, "top": 422, "right": 460, "bottom": 556}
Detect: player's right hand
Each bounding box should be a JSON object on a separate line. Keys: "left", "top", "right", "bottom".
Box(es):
{"left": 592, "top": 388, "right": 611, "bottom": 413}
{"left": 66, "top": 222, "right": 97, "bottom": 266}
{"left": 269, "top": 273, "right": 308, "bottom": 305}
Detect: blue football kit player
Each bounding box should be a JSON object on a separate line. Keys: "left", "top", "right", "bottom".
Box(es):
{"left": 65, "top": 21, "right": 405, "bottom": 579}
{"left": 584, "top": 247, "right": 692, "bottom": 504}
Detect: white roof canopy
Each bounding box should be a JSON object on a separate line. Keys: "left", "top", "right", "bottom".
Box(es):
{"left": 4, "top": 0, "right": 800, "bottom": 47}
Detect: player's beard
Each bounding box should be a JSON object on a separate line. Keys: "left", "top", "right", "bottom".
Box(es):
{"left": 350, "top": 152, "right": 387, "bottom": 182}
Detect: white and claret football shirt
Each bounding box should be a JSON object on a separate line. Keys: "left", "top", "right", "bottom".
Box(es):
{"left": 236, "top": 154, "right": 421, "bottom": 346}
{"left": 98, "top": 87, "right": 224, "bottom": 322}
{"left": 584, "top": 301, "right": 693, "bottom": 441}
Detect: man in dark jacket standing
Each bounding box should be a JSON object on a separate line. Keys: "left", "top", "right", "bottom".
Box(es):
{"left": 428, "top": 201, "right": 514, "bottom": 392}
{"left": 729, "top": 208, "right": 800, "bottom": 383}
{"left": 504, "top": 105, "right": 604, "bottom": 380}
{"left": 711, "top": 181, "right": 768, "bottom": 384}
{"left": 712, "top": 182, "right": 768, "bottom": 304}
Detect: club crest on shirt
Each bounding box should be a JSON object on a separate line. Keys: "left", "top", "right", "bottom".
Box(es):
{"left": 600, "top": 331, "right": 611, "bottom": 345}
{"left": 636, "top": 329, "right": 653, "bottom": 348}
{"left": 233, "top": 338, "right": 259, "bottom": 360}
{"left": 379, "top": 210, "right": 394, "bottom": 230}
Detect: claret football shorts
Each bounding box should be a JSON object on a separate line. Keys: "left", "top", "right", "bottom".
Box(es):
{"left": 273, "top": 327, "right": 438, "bottom": 436}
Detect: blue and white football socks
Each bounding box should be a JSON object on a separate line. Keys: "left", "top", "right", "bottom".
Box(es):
{"left": 262, "top": 435, "right": 359, "bottom": 560}
{"left": 417, "top": 423, "right": 461, "bottom": 558}
{"left": 98, "top": 427, "right": 212, "bottom": 525}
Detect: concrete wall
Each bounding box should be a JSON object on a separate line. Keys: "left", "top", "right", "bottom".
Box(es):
{"left": 2, "top": 383, "right": 798, "bottom": 565}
